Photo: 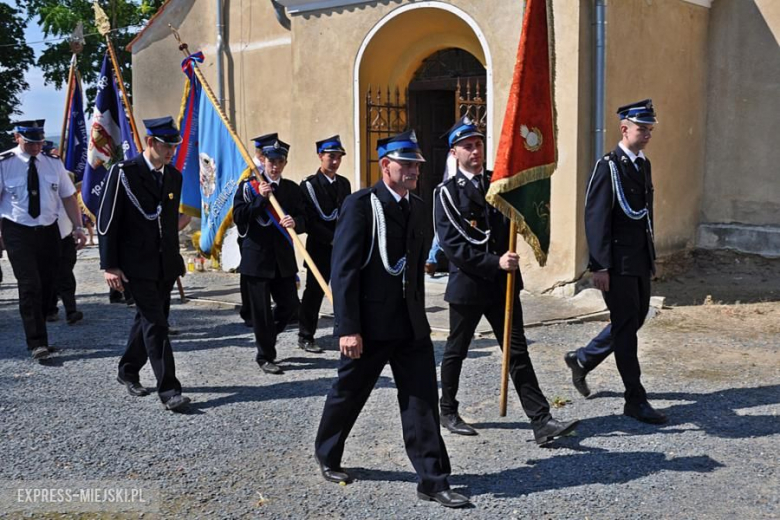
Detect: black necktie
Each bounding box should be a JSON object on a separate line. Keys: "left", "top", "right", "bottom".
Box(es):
{"left": 399, "top": 198, "right": 410, "bottom": 221}
{"left": 473, "top": 175, "right": 485, "bottom": 195}
{"left": 634, "top": 157, "right": 645, "bottom": 172}
{"left": 27, "top": 156, "right": 40, "bottom": 218}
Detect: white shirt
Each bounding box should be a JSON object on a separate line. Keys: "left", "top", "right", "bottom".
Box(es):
{"left": 459, "top": 167, "right": 486, "bottom": 189}
{"left": 143, "top": 153, "right": 165, "bottom": 176}
{"left": 618, "top": 142, "right": 647, "bottom": 171}
{"left": 382, "top": 181, "right": 410, "bottom": 203}
{"left": 262, "top": 171, "right": 280, "bottom": 188}
{"left": 0, "top": 146, "right": 76, "bottom": 227}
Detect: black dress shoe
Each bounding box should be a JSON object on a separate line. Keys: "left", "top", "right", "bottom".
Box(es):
{"left": 298, "top": 338, "right": 323, "bottom": 354}
{"left": 31, "top": 346, "right": 50, "bottom": 360}
{"left": 317, "top": 459, "right": 352, "bottom": 484}
{"left": 66, "top": 311, "right": 84, "bottom": 325}
{"left": 163, "top": 394, "right": 191, "bottom": 411}
{"left": 533, "top": 417, "right": 579, "bottom": 445}
{"left": 564, "top": 351, "right": 591, "bottom": 397}
{"left": 417, "top": 489, "right": 470, "bottom": 508}
{"left": 624, "top": 401, "right": 668, "bottom": 424}
{"left": 441, "top": 413, "right": 478, "bottom": 436}
{"left": 259, "top": 361, "right": 283, "bottom": 375}
{"left": 117, "top": 376, "right": 150, "bottom": 397}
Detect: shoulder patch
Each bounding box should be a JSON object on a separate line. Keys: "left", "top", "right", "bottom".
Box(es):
{"left": 42, "top": 149, "right": 60, "bottom": 159}
{"left": 0, "top": 150, "right": 14, "bottom": 162}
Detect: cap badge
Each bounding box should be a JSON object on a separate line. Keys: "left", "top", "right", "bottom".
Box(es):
{"left": 409, "top": 131, "right": 418, "bottom": 143}
{"left": 274, "top": 141, "right": 280, "bottom": 149}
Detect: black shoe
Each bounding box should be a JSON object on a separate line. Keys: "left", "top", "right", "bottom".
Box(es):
{"left": 624, "top": 402, "right": 668, "bottom": 424}
{"left": 259, "top": 361, "right": 283, "bottom": 375}
{"left": 31, "top": 346, "right": 50, "bottom": 360}
{"left": 533, "top": 417, "right": 579, "bottom": 445}
{"left": 66, "top": 311, "right": 83, "bottom": 325}
{"left": 117, "top": 376, "right": 150, "bottom": 397}
{"left": 564, "top": 351, "right": 590, "bottom": 397}
{"left": 417, "top": 489, "right": 470, "bottom": 508}
{"left": 163, "top": 394, "right": 191, "bottom": 411}
{"left": 317, "top": 459, "right": 352, "bottom": 484}
{"left": 441, "top": 413, "right": 478, "bottom": 436}
{"left": 45, "top": 311, "right": 59, "bottom": 322}
{"left": 298, "top": 337, "right": 323, "bottom": 354}
{"left": 109, "top": 290, "right": 123, "bottom": 304}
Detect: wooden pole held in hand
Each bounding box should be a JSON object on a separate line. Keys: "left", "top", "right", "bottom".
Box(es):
{"left": 499, "top": 221, "right": 518, "bottom": 416}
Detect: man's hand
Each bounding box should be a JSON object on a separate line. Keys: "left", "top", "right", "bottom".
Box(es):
{"left": 279, "top": 215, "right": 295, "bottom": 229}
{"left": 73, "top": 229, "right": 87, "bottom": 250}
{"left": 104, "top": 268, "right": 128, "bottom": 292}
{"left": 258, "top": 182, "right": 273, "bottom": 198}
{"left": 340, "top": 334, "right": 363, "bottom": 359}
{"left": 499, "top": 251, "right": 520, "bottom": 271}
{"left": 592, "top": 270, "right": 610, "bottom": 292}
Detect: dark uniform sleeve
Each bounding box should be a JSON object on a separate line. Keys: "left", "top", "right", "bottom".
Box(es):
{"left": 98, "top": 163, "right": 124, "bottom": 270}
{"left": 331, "top": 193, "right": 366, "bottom": 337}
{"left": 434, "top": 183, "right": 502, "bottom": 282}
{"left": 232, "top": 179, "right": 269, "bottom": 228}
{"left": 584, "top": 158, "right": 614, "bottom": 271}
{"left": 300, "top": 179, "right": 334, "bottom": 243}
{"left": 286, "top": 182, "right": 306, "bottom": 234}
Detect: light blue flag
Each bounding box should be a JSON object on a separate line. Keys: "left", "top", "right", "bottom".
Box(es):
{"left": 177, "top": 53, "right": 250, "bottom": 257}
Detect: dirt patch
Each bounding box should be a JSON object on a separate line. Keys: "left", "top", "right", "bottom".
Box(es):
{"left": 654, "top": 249, "right": 780, "bottom": 306}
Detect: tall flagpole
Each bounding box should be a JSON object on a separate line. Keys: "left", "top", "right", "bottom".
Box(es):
{"left": 93, "top": 2, "right": 143, "bottom": 152}
{"left": 499, "top": 222, "right": 517, "bottom": 416}
{"left": 58, "top": 54, "right": 77, "bottom": 159}
{"left": 169, "top": 26, "right": 334, "bottom": 305}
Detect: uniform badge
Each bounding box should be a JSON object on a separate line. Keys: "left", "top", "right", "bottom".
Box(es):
{"left": 457, "top": 177, "right": 466, "bottom": 188}
{"left": 463, "top": 116, "right": 473, "bottom": 125}
{"left": 168, "top": 193, "right": 174, "bottom": 200}
{"left": 273, "top": 141, "right": 280, "bottom": 149}
{"left": 409, "top": 131, "right": 418, "bottom": 143}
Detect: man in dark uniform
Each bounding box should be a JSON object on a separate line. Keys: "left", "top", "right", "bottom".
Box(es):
{"left": 434, "top": 116, "right": 578, "bottom": 444}
{"left": 314, "top": 131, "right": 469, "bottom": 509}
{"left": 98, "top": 116, "right": 190, "bottom": 411}
{"left": 238, "top": 132, "right": 278, "bottom": 328}
{"left": 297, "top": 135, "right": 351, "bottom": 353}
{"left": 232, "top": 137, "right": 305, "bottom": 375}
{"left": 0, "top": 120, "right": 87, "bottom": 360}
{"left": 564, "top": 99, "right": 667, "bottom": 424}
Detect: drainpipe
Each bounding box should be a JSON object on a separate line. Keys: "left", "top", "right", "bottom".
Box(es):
{"left": 216, "top": 0, "right": 225, "bottom": 107}
{"left": 593, "top": 0, "right": 607, "bottom": 163}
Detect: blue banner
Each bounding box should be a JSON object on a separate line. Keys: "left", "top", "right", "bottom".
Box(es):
{"left": 64, "top": 72, "right": 88, "bottom": 183}
{"left": 175, "top": 53, "right": 250, "bottom": 257}
{"left": 81, "top": 53, "right": 138, "bottom": 219}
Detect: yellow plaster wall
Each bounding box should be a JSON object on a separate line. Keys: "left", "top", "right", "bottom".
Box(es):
{"left": 605, "top": 0, "right": 710, "bottom": 254}
{"left": 702, "top": 0, "right": 780, "bottom": 226}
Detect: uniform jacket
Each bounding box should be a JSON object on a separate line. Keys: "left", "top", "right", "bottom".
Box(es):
{"left": 232, "top": 175, "right": 306, "bottom": 279}
{"left": 98, "top": 153, "right": 185, "bottom": 282}
{"left": 331, "top": 181, "right": 429, "bottom": 341}
{"left": 434, "top": 168, "right": 523, "bottom": 306}
{"left": 300, "top": 170, "right": 351, "bottom": 249}
{"left": 585, "top": 145, "right": 656, "bottom": 276}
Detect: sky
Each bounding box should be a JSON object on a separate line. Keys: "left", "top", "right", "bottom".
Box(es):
{"left": 5, "top": 0, "right": 86, "bottom": 140}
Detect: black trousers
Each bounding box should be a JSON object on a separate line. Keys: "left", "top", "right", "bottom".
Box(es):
{"left": 118, "top": 277, "right": 182, "bottom": 402}
{"left": 2, "top": 218, "right": 60, "bottom": 349}
{"left": 298, "top": 244, "right": 332, "bottom": 341}
{"left": 246, "top": 273, "right": 299, "bottom": 363}
{"left": 576, "top": 273, "right": 650, "bottom": 404}
{"left": 238, "top": 273, "right": 251, "bottom": 322}
{"left": 315, "top": 337, "right": 451, "bottom": 494}
{"left": 48, "top": 235, "right": 77, "bottom": 315}
{"left": 440, "top": 299, "right": 551, "bottom": 426}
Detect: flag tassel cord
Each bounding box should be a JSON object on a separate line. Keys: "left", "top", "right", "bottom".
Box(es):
{"left": 168, "top": 25, "right": 333, "bottom": 305}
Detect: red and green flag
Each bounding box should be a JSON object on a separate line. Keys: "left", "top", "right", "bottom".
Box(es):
{"left": 486, "top": 0, "right": 557, "bottom": 266}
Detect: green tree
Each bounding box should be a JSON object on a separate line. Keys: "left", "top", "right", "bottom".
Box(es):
{"left": 15, "top": 0, "right": 165, "bottom": 105}
{"left": 0, "top": 3, "right": 35, "bottom": 150}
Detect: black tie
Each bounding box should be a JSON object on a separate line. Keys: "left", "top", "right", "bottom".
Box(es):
{"left": 27, "top": 156, "right": 40, "bottom": 218}
{"left": 634, "top": 157, "right": 645, "bottom": 173}
{"left": 473, "top": 175, "right": 485, "bottom": 195}
{"left": 399, "top": 197, "right": 410, "bottom": 221}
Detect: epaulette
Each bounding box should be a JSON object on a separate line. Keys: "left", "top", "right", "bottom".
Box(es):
{"left": 303, "top": 174, "right": 317, "bottom": 183}
{"left": 353, "top": 187, "right": 373, "bottom": 199}
{"left": 0, "top": 150, "right": 14, "bottom": 162}
{"left": 42, "top": 149, "right": 60, "bottom": 159}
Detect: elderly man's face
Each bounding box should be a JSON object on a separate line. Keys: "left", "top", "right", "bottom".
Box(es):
{"left": 382, "top": 157, "right": 420, "bottom": 195}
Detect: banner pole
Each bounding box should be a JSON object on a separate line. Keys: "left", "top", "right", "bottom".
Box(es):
{"left": 169, "top": 25, "right": 333, "bottom": 305}
{"left": 499, "top": 221, "right": 517, "bottom": 416}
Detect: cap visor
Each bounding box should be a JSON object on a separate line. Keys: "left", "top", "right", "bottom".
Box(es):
{"left": 386, "top": 151, "right": 426, "bottom": 163}
{"left": 154, "top": 135, "right": 183, "bottom": 145}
